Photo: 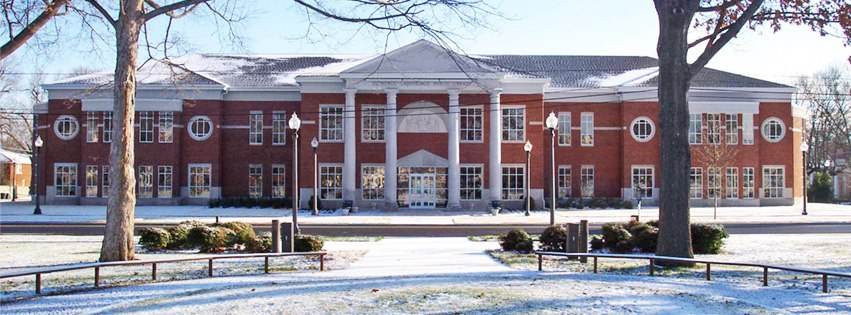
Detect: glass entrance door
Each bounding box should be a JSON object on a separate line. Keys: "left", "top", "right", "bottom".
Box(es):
{"left": 408, "top": 173, "right": 437, "bottom": 208}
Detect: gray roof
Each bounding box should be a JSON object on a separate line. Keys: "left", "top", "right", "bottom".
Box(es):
{"left": 46, "top": 46, "right": 790, "bottom": 90}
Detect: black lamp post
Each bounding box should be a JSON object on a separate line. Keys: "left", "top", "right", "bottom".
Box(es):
{"left": 801, "top": 142, "right": 809, "bottom": 216}
{"left": 33, "top": 135, "right": 43, "bottom": 215}
{"left": 545, "top": 112, "right": 558, "bottom": 225}
{"left": 288, "top": 113, "right": 301, "bottom": 234}
{"left": 311, "top": 136, "right": 319, "bottom": 216}
{"left": 524, "top": 140, "right": 533, "bottom": 217}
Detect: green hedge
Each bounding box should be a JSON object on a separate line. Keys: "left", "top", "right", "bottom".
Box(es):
{"left": 498, "top": 229, "right": 532, "bottom": 252}
{"left": 593, "top": 221, "right": 726, "bottom": 254}
{"left": 556, "top": 198, "right": 634, "bottom": 209}
{"left": 538, "top": 225, "right": 566, "bottom": 252}
{"left": 139, "top": 221, "right": 271, "bottom": 253}
{"left": 294, "top": 234, "right": 324, "bottom": 252}
{"left": 139, "top": 227, "right": 171, "bottom": 250}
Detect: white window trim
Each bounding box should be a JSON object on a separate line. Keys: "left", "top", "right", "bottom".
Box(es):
{"left": 138, "top": 112, "right": 154, "bottom": 144}
{"left": 102, "top": 112, "right": 113, "bottom": 143}
{"left": 761, "top": 165, "right": 786, "bottom": 199}
{"left": 501, "top": 105, "right": 526, "bottom": 143}
{"left": 271, "top": 164, "right": 286, "bottom": 198}
{"left": 630, "top": 165, "right": 655, "bottom": 193}
{"left": 158, "top": 112, "right": 174, "bottom": 144}
{"left": 501, "top": 163, "right": 526, "bottom": 200}
{"left": 580, "top": 164, "right": 595, "bottom": 197}
{"left": 187, "top": 116, "right": 214, "bottom": 141}
{"left": 629, "top": 116, "right": 655, "bottom": 143}
{"left": 725, "top": 167, "right": 739, "bottom": 199}
{"left": 460, "top": 105, "right": 485, "bottom": 143}
{"left": 557, "top": 164, "right": 572, "bottom": 198}
{"left": 724, "top": 114, "right": 739, "bottom": 145}
{"left": 742, "top": 167, "right": 756, "bottom": 199}
{"left": 54, "top": 163, "right": 78, "bottom": 197}
{"left": 187, "top": 163, "right": 212, "bottom": 198}
{"left": 249, "top": 110, "right": 263, "bottom": 146}
{"left": 248, "top": 164, "right": 263, "bottom": 197}
{"left": 157, "top": 165, "right": 173, "bottom": 199}
{"left": 319, "top": 104, "right": 345, "bottom": 143}
{"left": 85, "top": 165, "right": 99, "bottom": 197}
{"left": 580, "top": 112, "right": 594, "bottom": 147}
{"left": 271, "top": 111, "right": 287, "bottom": 146}
{"left": 690, "top": 167, "right": 704, "bottom": 199}
{"left": 101, "top": 165, "right": 110, "bottom": 198}
{"left": 459, "top": 163, "right": 485, "bottom": 200}
{"left": 86, "top": 112, "right": 99, "bottom": 143}
{"left": 53, "top": 115, "right": 79, "bottom": 140}
{"left": 761, "top": 117, "right": 786, "bottom": 143}
{"left": 361, "top": 163, "right": 385, "bottom": 200}
{"left": 319, "top": 163, "right": 344, "bottom": 200}
{"left": 361, "top": 105, "right": 386, "bottom": 143}
{"left": 557, "top": 112, "right": 571, "bottom": 147}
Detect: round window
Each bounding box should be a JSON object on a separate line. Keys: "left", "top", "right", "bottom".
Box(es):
{"left": 761, "top": 117, "right": 785, "bottom": 143}
{"left": 630, "top": 117, "right": 655, "bottom": 142}
{"left": 188, "top": 116, "right": 213, "bottom": 141}
{"left": 53, "top": 115, "right": 79, "bottom": 140}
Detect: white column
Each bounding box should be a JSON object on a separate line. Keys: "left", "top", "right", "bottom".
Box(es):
{"left": 343, "top": 89, "right": 357, "bottom": 201}
{"left": 384, "top": 89, "right": 398, "bottom": 209}
{"left": 489, "top": 88, "right": 503, "bottom": 202}
{"left": 447, "top": 89, "right": 461, "bottom": 209}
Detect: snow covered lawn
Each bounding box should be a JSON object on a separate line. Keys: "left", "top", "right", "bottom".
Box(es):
{"left": 0, "top": 234, "right": 367, "bottom": 302}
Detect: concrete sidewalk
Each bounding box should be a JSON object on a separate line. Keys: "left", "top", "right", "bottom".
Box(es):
{"left": 1, "top": 202, "right": 850, "bottom": 225}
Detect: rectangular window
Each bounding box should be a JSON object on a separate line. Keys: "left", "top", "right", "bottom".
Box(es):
{"left": 86, "top": 112, "right": 99, "bottom": 143}
{"left": 690, "top": 167, "right": 704, "bottom": 199}
{"left": 319, "top": 105, "right": 344, "bottom": 141}
{"left": 725, "top": 167, "right": 739, "bottom": 199}
{"left": 249, "top": 111, "right": 263, "bottom": 145}
{"left": 706, "top": 113, "right": 721, "bottom": 144}
{"left": 320, "top": 165, "right": 343, "bottom": 200}
{"left": 85, "top": 165, "right": 98, "bottom": 197}
{"left": 689, "top": 113, "right": 702, "bottom": 144}
{"left": 557, "top": 165, "right": 572, "bottom": 198}
{"left": 501, "top": 166, "right": 525, "bottom": 200}
{"left": 248, "top": 164, "right": 263, "bottom": 198}
{"left": 762, "top": 166, "right": 785, "bottom": 199}
{"left": 139, "top": 112, "right": 153, "bottom": 143}
{"left": 54, "top": 163, "right": 78, "bottom": 197}
{"left": 137, "top": 165, "right": 153, "bottom": 198}
{"left": 707, "top": 167, "right": 722, "bottom": 199}
{"left": 102, "top": 112, "right": 113, "bottom": 143}
{"left": 558, "top": 112, "right": 571, "bottom": 146}
{"left": 361, "top": 106, "right": 385, "bottom": 142}
{"left": 580, "top": 166, "right": 595, "bottom": 198}
{"left": 632, "top": 166, "right": 654, "bottom": 198}
{"left": 102, "top": 166, "right": 110, "bottom": 197}
{"left": 272, "top": 111, "right": 286, "bottom": 145}
{"left": 158, "top": 112, "right": 174, "bottom": 143}
{"left": 189, "top": 164, "right": 211, "bottom": 198}
{"left": 460, "top": 165, "right": 483, "bottom": 200}
{"left": 361, "top": 165, "right": 385, "bottom": 200}
{"left": 271, "top": 165, "right": 286, "bottom": 198}
{"left": 725, "top": 114, "right": 738, "bottom": 144}
{"left": 502, "top": 107, "right": 525, "bottom": 142}
{"left": 580, "top": 112, "right": 594, "bottom": 146}
{"left": 743, "top": 167, "right": 755, "bottom": 199}
{"left": 460, "top": 107, "right": 483, "bottom": 142}
{"left": 158, "top": 166, "right": 173, "bottom": 198}
{"left": 742, "top": 115, "right": 754, "bottom": 145}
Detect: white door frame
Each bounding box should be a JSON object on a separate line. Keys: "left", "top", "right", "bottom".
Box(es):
{"left": 408, "top": 173, "right": 437, "bottom": 208}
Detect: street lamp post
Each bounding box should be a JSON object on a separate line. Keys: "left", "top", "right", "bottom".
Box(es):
{"left": 288, "top": 113, "right": 302, "bottom": 234}
{"left": 524, "top": 140, "right": 533, "bottom": 217}
{"left": 311, "top": 136, "right": 319, "bottom": 216}
{"left": 801, "top": 142, "right": 809, "bottom": 216}
{"left": 33, "top": 135, "right": 43, "bottom": 215}
{"left": 545, "top": 112, "right": 559, "bottom": 225}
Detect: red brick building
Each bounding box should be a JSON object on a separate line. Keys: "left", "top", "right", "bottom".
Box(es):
{"left": 36, "top": 40, "right": 805, "bottom": 209}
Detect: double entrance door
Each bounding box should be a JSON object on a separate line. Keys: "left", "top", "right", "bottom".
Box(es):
{"left": 408, "top": 173, "right": 437, "bottom": 208}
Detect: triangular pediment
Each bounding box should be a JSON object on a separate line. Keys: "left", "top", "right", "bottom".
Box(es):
{"left": 397, "top": 149, "right": 448, "bottom": 168}
{"left": 341, "top": 40, "right": 499, "bottom": 76}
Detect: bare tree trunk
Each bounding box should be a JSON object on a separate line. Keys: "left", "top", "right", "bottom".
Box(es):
{"left": 99, "top": 0, "right": 145, "bottom": 262}
{"left": 654, "top": 0, "right": 696, "bottom": 259}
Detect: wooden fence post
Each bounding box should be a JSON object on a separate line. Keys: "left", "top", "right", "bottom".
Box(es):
{"left": 208, "top": 259, "right": 213, "bottom": 277}
{"left": 538, "top": 254, "right": 543, "bottom": 271}
{"left": 320, "top": 254, "right": 325, "bottom": 272}
{"left": 264, "top": 257, "right": 270, "bottom": 273}
{"left": 763, "top": 267, "right": 768, "bottom": 286}
{"left": 35, "top": 273, "right": 41, "bottom": 294}
{"left": 822, "top": 274, "right": 828, "bottom": 293}
{"left": 152, "top": 263, "right": 157, "bottom": 281}
{"left": 705, "top": 264, "right": 711, "bottom": 281}
{"left": 649, "top": 258, "right": 655, "bottom": 276}
{"left": 94, "top": 267, "right": 100, "bottom": 288}
{"left": 593, "top": 256, "right": 598, "bottom": 273}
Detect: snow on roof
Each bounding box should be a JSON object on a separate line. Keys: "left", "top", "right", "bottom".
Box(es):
{"left": 0, "top": 147, "right": 31, "bottom": 164}
{"left": 588, "top": 67, "right": 659, "bottom": 87}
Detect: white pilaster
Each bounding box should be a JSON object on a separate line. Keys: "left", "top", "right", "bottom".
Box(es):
{"left": 447, "top": 89, "right": 461, "bottom": 209}
{"left": 489, "top": 88, "right": 503, "bottom": 202}
{"left": 384, "top": 89, "right": 399, "bottom": 209}
{"left": 343, "top": 89, "right": 357, "bottom": 201}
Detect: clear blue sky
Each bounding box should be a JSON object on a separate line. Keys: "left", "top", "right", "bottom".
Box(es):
{"left": 8, "top": 0, "right": 851, "bottom": 85}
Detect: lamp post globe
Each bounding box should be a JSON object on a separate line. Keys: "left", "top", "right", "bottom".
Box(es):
{"left": 310, "top": 136, "right": 319, "bottom": 216}
{"left": 545, "top": 112, "right": 558, "bottom": 225}
{"left": 524, "top": 140, "right": 533, "bottom": 216}
{"left": 33, "top": 135, "right": 44, "bottom": 215}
